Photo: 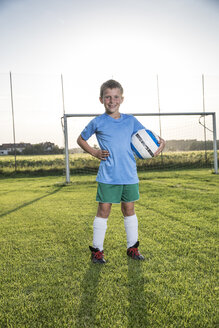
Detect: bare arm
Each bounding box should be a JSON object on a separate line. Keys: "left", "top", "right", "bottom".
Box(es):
{"left": 154, "top": 137, "right": 166, "bottom": 157}
{"left": 77, "top": 135, "right": 109, "bottom": 161}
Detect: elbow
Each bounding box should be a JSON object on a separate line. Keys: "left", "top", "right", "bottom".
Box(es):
{"left": 77, "top": 135, "right": 85, "bottom": 147}
{"left": 77, "top": 135, "right": 82, "bottom": 146}
{"left": 161, "top": 137, "right": 166, "bottom": 145}
{"left": 162, "top": 139, "right": 166, "bottom": 151}
{"left": 160, "top": 137, "right": 166, "bottom": 145}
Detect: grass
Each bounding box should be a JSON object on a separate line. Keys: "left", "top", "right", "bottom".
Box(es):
{"left": 0, "top": 169, "right": 218, "bottom": 327}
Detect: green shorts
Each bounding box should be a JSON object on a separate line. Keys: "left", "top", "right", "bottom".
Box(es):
{"left": 96, "top": 182, "right": 139, "bottom": 204}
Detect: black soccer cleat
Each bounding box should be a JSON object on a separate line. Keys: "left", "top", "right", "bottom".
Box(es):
{"left": 89, "top": 246, "right": 106, "bottom": 264}
{"left": 127, "top": 241, "right": 145, "bottom": 260}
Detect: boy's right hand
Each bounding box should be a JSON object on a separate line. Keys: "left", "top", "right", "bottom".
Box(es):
{"left": 94, "top": 149, "right": 110, "bottom": 161}
{"left": 77, "top": 135, "right": 109, "bottom": 160}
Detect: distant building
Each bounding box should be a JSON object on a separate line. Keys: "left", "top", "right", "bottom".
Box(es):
{"left": 0, "top": 143, "right": 31, "bottom": 155}
{"left": 0, "top": 148, "right": 8, "bottom": 155}
{"left": 43, "top": 142, "right": 55, "bottom": 152}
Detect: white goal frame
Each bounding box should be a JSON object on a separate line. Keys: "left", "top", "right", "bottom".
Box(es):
{"left": 62, "top": 112, "right": 218, "bottom": 183}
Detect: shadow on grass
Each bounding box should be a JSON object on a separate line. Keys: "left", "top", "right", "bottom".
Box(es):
{"left": 127, "top": 258, "right": 149, "bottom": 327}
{"left": 0, "top": 186, "right": 63, "bottom": 219}
{"left": 75, "top": 262, "right": 103, "bottom": 328}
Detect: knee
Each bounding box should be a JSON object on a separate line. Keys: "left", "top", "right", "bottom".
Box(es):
{"left": 123, "top": 209, "right": 135, "bottom": 217}
{"left": 121, "top": 203, "right": 135, "bottom": 217}
{"left": 97, "top": 209, "right": 110, "bottom": 218}
{"left": 97, "top": 203, "right": 111, "bottom": 218}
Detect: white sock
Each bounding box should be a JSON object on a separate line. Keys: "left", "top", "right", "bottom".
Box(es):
{"left": 124, "top": 214, "right": 138, "bottom": 248}
{"left": 93, "top": 216, "right": 108, "bottom": 251}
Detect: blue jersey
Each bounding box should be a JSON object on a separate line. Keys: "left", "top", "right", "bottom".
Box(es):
{"left": 81, "top": 113, "right": 145, "bottom": 184}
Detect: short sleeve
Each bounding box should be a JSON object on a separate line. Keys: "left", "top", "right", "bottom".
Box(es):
{"left": 81, "top": 118, "right": 97, "bottom": 141}
{"left": 132, "top": 116, "right": 146, "bottom": 134}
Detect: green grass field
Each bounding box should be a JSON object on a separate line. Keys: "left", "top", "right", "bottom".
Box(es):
{"left": 0, "top": 169, "right": 218, "bottom": 327}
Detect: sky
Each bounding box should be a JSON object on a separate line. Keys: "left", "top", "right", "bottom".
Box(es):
{"left": 0, "top": 0, "right": 219, "bottom": 147}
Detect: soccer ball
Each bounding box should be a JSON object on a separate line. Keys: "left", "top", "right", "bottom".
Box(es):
{"left": 131, "top": 129, "right": 160, "bottom": 159}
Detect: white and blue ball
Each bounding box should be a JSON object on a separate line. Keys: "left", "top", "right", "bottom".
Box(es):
{"left": 131, "top": 129, "right": 160, "bottom": 159}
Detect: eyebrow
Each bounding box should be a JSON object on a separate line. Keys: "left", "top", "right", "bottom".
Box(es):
{"left": 104, "top": 94, "right": 120, "bottom": 97}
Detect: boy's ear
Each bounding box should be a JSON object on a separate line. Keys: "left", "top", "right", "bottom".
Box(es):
{"left": 99, "top": 97, "right": 104, "bottom": 104}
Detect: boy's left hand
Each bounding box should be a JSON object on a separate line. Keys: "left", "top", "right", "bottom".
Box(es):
{"left": 154, "top": 137, "right": 166, "bottom": 157}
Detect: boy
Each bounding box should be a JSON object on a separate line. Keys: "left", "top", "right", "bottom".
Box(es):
{"left": 77, "top": 80, "right": 165, "bottom": 263}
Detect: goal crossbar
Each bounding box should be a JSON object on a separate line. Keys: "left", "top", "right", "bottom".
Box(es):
{"left": 64, "top": 112, "right": 216, "bottom": 117}
{"left": 62, "top": 112, "right": 218, "bottom": 182}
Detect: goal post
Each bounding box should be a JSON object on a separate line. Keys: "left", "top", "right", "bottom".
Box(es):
{"left": 62, "top": 112, "right": 218, "bottom": 183}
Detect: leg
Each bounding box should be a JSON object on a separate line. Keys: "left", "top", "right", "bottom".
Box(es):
{"left": 122, "top": 202, "right": 144, "bottom": 260}
{"left": 97, "top": 202, "right": 112, "bottom": 218}
{"left": 122, "top": 202, "right": 138, "bottom": 248}
{"left": 92, "top": 203, "right": 111, "bottom": 253}
{"left": 121, "top": 201, "right": 135, "bottom": 217}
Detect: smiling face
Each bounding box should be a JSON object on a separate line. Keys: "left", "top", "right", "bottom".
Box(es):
{"left": 99, "top": 88, "right": 124, "bottom": 118}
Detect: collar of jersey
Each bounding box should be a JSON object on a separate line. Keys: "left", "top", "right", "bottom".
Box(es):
{"left": 104, "top": 113, "right": 123, "bottom": 122}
